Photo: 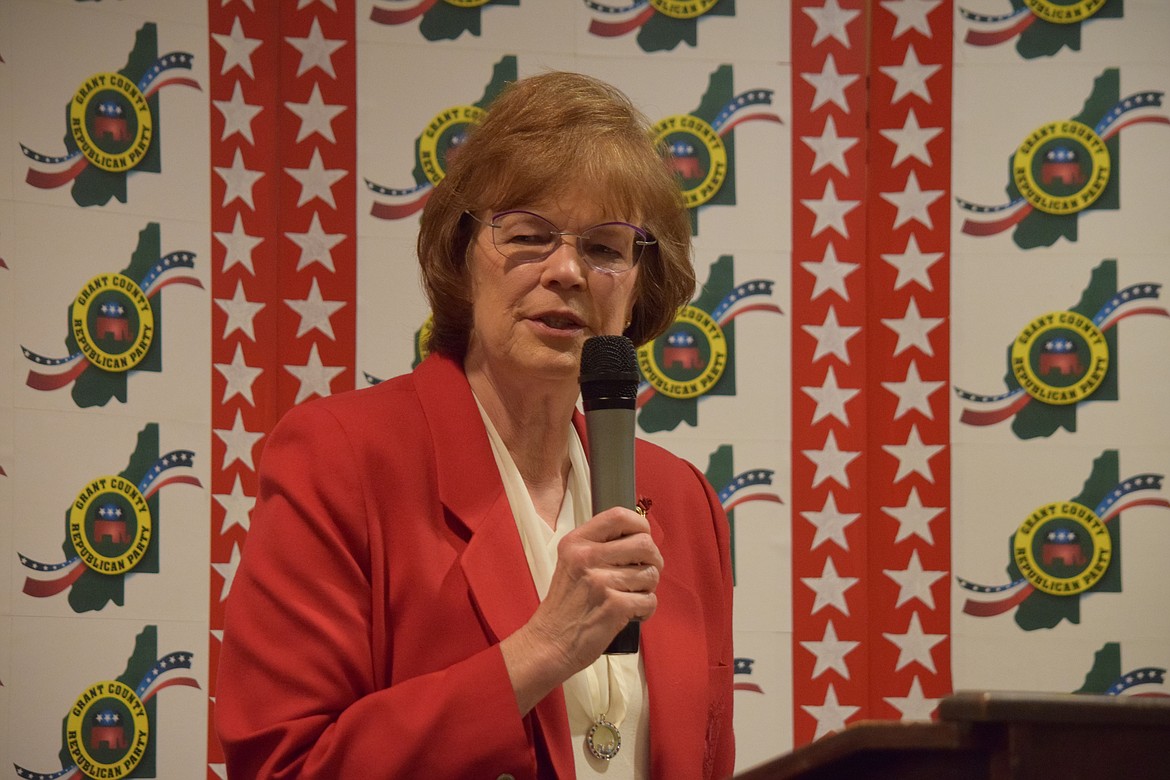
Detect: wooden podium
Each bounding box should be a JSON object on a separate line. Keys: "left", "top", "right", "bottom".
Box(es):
{"left": 735, "top": 690, "right": 1170, "bottom": 779}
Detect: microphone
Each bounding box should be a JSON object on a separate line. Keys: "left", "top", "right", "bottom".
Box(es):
{"left": 579, "top": 335, "right": 641, "bottom": 655}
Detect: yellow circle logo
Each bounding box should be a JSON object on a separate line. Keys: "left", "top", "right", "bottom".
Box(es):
{"left": 1012, "top": 120, "right": 1110, "bottom": 215}
{"left": 417, "top": 105, "right": 485, "bottom": 186}
{"left": 637, "top": 305, "right": 727, "bottom": 399}
{"left": 416, "top": 314, "right": 434, "bottom": 363}
{"left": 1011, "top": 310, "right": 1108, "bottom": 405}
{"left": 69, "top": 475, "right": 153, "bottom": 575}
{"left": 66, "top": 679, "right": 150, "bottom": 779}
{"left": 71, "top": 273, "right": 155, "bottom": 373}
{"left": 1024, "top": 0, "right": 1107, "bottom": 24}
{"left": 1013, "top": 501, "right": 1112, "bottom": 595}
{"left": 69, "top": 72, "right": 153, "bottom": 172}
{"left": 652, "top": 114, "right": 728, "bottom": 209}
{"left": 650, "top": 0, "right": 720, "bottom": 19}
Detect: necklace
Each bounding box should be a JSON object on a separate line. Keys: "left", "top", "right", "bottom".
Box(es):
{"left": 586, "top": 716, "right": 621, "bottom": 760}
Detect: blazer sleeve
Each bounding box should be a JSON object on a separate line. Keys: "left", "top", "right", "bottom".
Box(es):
{"left": 215, "top": 400, "right": 539, "bottom": 779}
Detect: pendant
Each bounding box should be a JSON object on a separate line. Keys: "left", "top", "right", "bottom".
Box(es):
{"left": 586, "top": 717, "right": 622, "bottom": 761}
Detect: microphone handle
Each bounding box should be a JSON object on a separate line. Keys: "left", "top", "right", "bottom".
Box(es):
{"left": 584, "top": 406, "right": 640, "bottom": 655}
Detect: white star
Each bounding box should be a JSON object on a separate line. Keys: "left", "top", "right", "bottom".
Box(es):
{"left": 881, "top": 234, "right": 942, "bottom": 292}
{"left": 286, "top": 83, "right": 346, "bottom": 144}
{"left": 287, "top": 212, "right": 346, "bottom": 272}
{"left": 209, "top": 763, "right": 229, "bottom": 780}
{"left": 883, "top": 486, "right": 945, "bottom": 545}
{"left": 800, "top": 620, "right": 859, "bottom": 680}
{"left": 802, "top": 684, "right": 860, "bottom": 741}
{"left": 881, "top": 170, "right": 945, "bottom": 230}
{"left": 213, "top": 81, "right": 262, "bottom": 144}
{"left": 214, "top": 343, "right": 263, "bottom": 406}
{"left": 802, "top": 53, "right": 860, "bottom": 113}
{"left": 212, "top": 17, "right": 262, "bottom": 79}
{"left": 214, "top": 474, "right": 255, "bottom": 534}
{"left": 286, "top": 148, "right": 347, "bottom": 208}
{"left": 883, "top": 611, "right": 946, "bottom": 673}
{"left": 801, "top": 179, "right": 861, "bottom": 238}
{"left": 215, "top": 280, "right": 265, "bottom": 341}
{"left": 803, "top": 430, "right": 861, "bottom": 490}
{"left": 801, "top": 555, "right": 858, "bottom": 616}
{"left": 885, "top": 676, "right": 940, "bottom": 721}
{"left": 879, "top": 45, "right": 941, "bottom": 104}
{"left": 884, "top": 549, "right": 947, "bottom": 609}
{"left": 286, "top": 277, "right": 346, "bottom": 339}
{"left": 286, "top": 18, "right": 345, "bottom": 79}
{"left": 802, "top": 243, "right": 859, "bottom": 301}
{"left": 286, "top": 343, "right": 345, "bottom": 405}
{"left": 882, "top": 424, "right": 945, "bottom": 484}
{"left": 803, "top": 0, "right": 861, "bottom": 47}
{"left": 298, "top": 0, "right": 337, "bottom": 8}
{"left": 802, "top": 491, "right": 861, "bottom": 551}
{"left": 882, "top": 0, "right": 943, "bottom": 39}
{"left": 214, "top": 148, "right": 264, "bottom": 209}
{"left": 213, "top": 541, "right": 242, "bottom": 602}
{"left": 222, "top": 0, "right": 255, "bottom": 10}
{"left": 214, "top": 213, "right": 263, "bottom": 275}
{"left": 882, "top": 297, "right": 944, "bottom": 357}
{"left": 802, "top": 365, "right": 860, "bottom": 426}
{"left": 803, "top": 306, "right": 861, "bottom": 364}
{"left": 882, "top": 360, "right": 944, "bottom": 420}
{"left": 880, "top": 108, "right": 943, "bottom": 168}
{"left": 801, "top": 115, "right": 860, "bottom": 176}
{"left": 215, "top": 409, "right": 265, "bottom": 471}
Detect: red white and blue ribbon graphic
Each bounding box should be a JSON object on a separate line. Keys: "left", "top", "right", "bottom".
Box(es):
{"left": 955, "top": 284, "right": 1168, "bottom": 426}
{"left": 369, "top": 0, "right": 441, "bottom": 25}
{"left": 1108, "top": 667, "right": 1169, "bottom": 697}
{"left": 957, "top": 474, "right": 1169, "bottom": 617}
{"left": 734, "top": 657, "right": 764, "bottom": 694}
{"left": 365, "top": 178, "right": 431, "bottom": 220}
{"left": 717, "top": 468, "right": 784, "bottom": 513}
{"left": 959, "top": 5, "right": 1037, "bottom": 47}
{"left": 586, "top": 0, "right": 656, "bottom": 38}
{"left": 22, "top": 252, "right": 202, "bottom": 392}
{"left": 22, "top": 52, "right": 199, "bottom": 190}
{"left": 957, "top": 92, "right": 1168, "bottom": 236}
{"left": 19, "top": 450, "right": 201, "bottom": 598}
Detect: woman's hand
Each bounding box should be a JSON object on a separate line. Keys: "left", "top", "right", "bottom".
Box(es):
{"left": 499, "top": 507, "right": 662, "bottom": 715}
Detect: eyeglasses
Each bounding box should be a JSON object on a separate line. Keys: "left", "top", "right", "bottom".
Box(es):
{"left": 466, "top": 210, "right": 655, "bottom": 275}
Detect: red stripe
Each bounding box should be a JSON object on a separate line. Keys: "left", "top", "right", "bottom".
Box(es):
{"left": 962, "top": 584, "right": 1033, "bottom": 617}
{"left": 25, "top": 156, "right": 88, "bottom": 189}
{"left": 958, "top": 393, "right": 1031, "bottom": 426}
{"left": 718, "top": 113, "right": 784, "bottom": 136}
{"left": 720, "top": 303, "right": 784, "bottom": 324}
{"left": 725, "top": 494, "right": 784, "bottom": 513}
{"left": 143, "top": 76, "right": 203, "bottom": 98}
{"left": 963, "top": 14, "right": 1034, "bottom": 47}
{"left": 22, "top": 563, "right": 85, "bottom": 598}
{"left": 146, "top": 276, "right": 204, "bottom": 298}
{"left": 142, "top": 676, "right": 202, "bottom": 702}
{"left": 960, "top": 203, "right": 1032, "bottom": 236}
{"left": 370, "top": 191, "right": 430, "bottom": 220}
{"left": 1100, "top": 306, "right": 1170, "bottom": 331}
{"left": 143, "top": 474, "right": 204, "bottom": 500}
{"left": 1100, "top": 497, "right": 1170, "bottom": 524}
{"left": 587, "top": 7, "right": 656, "bottom": 37}
{"left": 26, "top": 359, "right": 88, "bottom": 391}
{"left": 369, "top": 0, "right": 438, "bottom": 25}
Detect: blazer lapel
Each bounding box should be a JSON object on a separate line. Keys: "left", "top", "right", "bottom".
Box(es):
{"left": 416, "top": 355, "right": 576, "bottom": 779}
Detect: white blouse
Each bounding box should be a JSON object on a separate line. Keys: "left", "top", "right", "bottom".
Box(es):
{"left": 475, "top": 398, "right": 650, "bottom": 779}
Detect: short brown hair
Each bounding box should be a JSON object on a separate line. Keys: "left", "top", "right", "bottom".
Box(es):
{"left": 417, "top": 71, "right": 695, "bottom": 359}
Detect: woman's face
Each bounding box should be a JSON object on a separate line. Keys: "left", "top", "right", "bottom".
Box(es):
{"left": 463, "top": 191, "right": 641, "bottom": 386}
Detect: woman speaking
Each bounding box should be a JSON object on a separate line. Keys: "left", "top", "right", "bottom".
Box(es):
{"left": 216, "top": 71, "right": 734, "bottom": 779}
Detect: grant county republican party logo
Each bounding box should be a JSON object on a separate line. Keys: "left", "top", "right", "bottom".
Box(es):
{"left": 704, "top": 443, "right": 783, "bottom": 587}
{"left": 957, "top": 450, "right": 1170, "bottom": 630}
{"left": 960, "top": 0, "right": 1121, "bottom": 56}
{"left": 636, "top": 255, "right": 781, "bottom": 433}
{"left": 17, "top": 423, "right": 201, "bottom": 613}
{"left": 954, "top": 260, "right": 1168, "bottom": 439}
{"left": 1075, "top": 643, "right": 1170, "bottom": 698}
{"left": 20, "top": 23, "right": 199, "bottom": 207}
{"left": 21, "top": 223, "right": 200, "bottom": 408}
{"left": 957, "top": 69, "right": 1168, "bottom": 249}
{"left": 14, "top": 626, "right": 198, "bottom": 780}
{"left": 369, "top": 0, "right": 517, "bottom": 38}
{"left": 365, "top": 55, "right": 515, "bottom": 220}
{"left": 585, "top": 0, "right": 734, "bottom": 51}
{"left": 654, "top": 64, "right": 781, "bottom": 234}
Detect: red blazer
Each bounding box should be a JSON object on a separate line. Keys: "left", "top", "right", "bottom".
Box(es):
{"left": 216, "top": 353, "right": 734, "bottom": 779}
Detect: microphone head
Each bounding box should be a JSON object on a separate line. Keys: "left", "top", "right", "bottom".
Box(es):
{"left": 579, "top": 335, "right": 639, "bottom": 406}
